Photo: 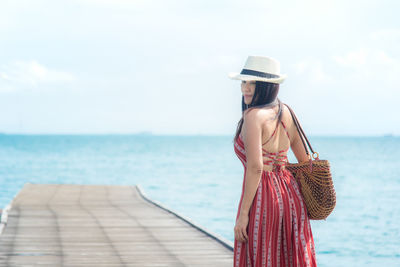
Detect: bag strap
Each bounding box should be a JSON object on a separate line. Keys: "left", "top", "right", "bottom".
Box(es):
{"left": 284, "top": 103, "right": 319, "bottom": 160}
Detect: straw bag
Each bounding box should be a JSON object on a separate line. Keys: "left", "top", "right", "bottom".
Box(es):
{"left": 284, "top": 104, "right": 336, "bottom": 220}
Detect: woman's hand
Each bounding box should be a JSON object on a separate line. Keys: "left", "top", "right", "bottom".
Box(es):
{"left": 234, "top": 212, "right": 249, "bottom": 242}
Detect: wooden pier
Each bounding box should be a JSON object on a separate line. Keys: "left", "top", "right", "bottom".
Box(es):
{"left": 0, "top": 183, "right": 233, "bottom": 266}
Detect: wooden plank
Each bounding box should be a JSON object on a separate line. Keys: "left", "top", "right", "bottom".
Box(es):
{"left": 0, "top": 183, "right": 233, "bottom": 266}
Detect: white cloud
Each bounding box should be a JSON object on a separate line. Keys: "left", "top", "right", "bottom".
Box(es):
{"left": 0, "top": 60, "right": 75, "bottom": 90}
{"left": 291, "top": 59, "right": 333, "bottom": 85}
{"left": 332, "top": 47, "right": 400, "bottom": 83}
{"left": 369, "top": 29, "right": 400, "bottom": 42}
{"left": 333, "top": 48, "right": 368, "bottom": 67}
{"left": 74, "top": 0, "right": 161, "bottom": 9}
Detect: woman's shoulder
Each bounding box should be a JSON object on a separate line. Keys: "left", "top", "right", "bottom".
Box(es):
{"left": 244, "top": 103, "right": 285, "bottom": 123}
{"left": 243, "top": 106, "right": 272, "bottom": 122}
{"left": 280, "top": 103, "right": 298, "bottom": 139}
{"left": 242, "top": 108, "right": 261, "bottom": 125}
{"left": 281, "top": 102, "right": 290, "bottom": 118}
{"left": 281, "top": 102, "right": 296, "bottom": 123}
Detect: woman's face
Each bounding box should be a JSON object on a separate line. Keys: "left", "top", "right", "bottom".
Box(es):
{"left": 241, "top": 80, "right": 256, "bottom": 104}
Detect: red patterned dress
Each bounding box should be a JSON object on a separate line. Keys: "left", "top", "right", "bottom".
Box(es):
{"left": 233, "top": 120, "right": 317, "bottom": 267}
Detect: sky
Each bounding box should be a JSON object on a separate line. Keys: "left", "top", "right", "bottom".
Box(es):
{"left": 0, "top": 0, "right": 399, "bottom": 136}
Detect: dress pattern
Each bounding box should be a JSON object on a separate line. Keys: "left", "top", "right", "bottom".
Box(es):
{"left": 233, "top": 120, "right": 317, "bottom": 267}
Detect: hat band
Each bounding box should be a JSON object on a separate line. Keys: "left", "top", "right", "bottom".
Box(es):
{"left": 240, "top": 69, "right": 280, "bottom": 79}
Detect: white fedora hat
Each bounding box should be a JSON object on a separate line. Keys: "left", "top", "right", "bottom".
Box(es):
{"left": 228, "top": 55, "right": 287, "bottom": 84}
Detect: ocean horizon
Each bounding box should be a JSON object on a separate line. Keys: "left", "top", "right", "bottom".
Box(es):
{"left": 1, "top": 134, "right": 399, "bottom": 266}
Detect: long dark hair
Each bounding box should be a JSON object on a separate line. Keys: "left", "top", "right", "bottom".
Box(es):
{"left": 233, "top": 81, "right": 283, "bottom": 143}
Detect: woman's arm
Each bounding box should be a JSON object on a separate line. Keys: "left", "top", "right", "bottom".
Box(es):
{"left": 239, "top": 109, "right": 264, "bottom": 216}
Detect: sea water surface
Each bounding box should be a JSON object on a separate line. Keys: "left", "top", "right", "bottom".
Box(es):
{"left": 0, "top": 134, "right": 399, "bottom": 267}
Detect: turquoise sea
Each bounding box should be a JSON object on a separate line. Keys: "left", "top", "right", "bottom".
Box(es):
{"left": 0, "top": 134, "right": 399, "bottom": 267}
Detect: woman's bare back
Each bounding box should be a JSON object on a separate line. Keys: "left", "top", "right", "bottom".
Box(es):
{"left": 240, "top": 104, "right": 309, "bottom": 172}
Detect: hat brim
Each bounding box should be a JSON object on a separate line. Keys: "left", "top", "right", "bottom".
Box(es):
{"left": 228, "top": 72, "right": 287, "bottom": 84}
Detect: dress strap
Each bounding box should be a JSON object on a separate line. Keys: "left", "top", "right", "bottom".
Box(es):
{"left": 262, "top": 119, "right": 280, "bottom": 146}
{"left": 262, "top": 120, "right": 290, "bottom": 145}
{"left": 280, "top": 120, "right": 290, "bottom": 140}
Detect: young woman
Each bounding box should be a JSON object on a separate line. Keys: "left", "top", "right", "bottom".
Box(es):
{"left": 229, "top": 56, "right": 317, "bottom": 267}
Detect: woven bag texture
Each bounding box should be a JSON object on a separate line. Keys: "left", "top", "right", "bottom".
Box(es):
{"left": 286, "top": 159, "right": 336, "bottom": 220}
